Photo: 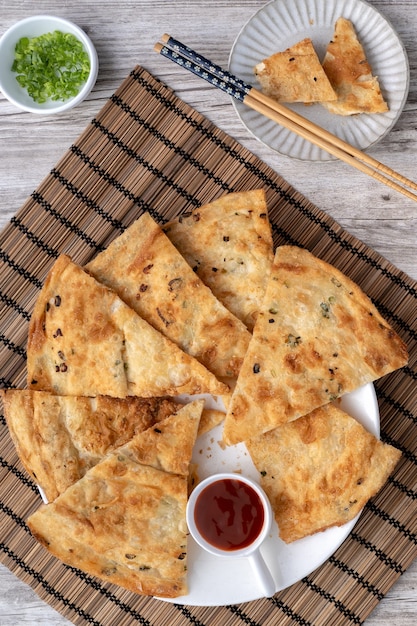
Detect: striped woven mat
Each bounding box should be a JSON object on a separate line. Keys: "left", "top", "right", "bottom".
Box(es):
{"left": 0, "top": 66, "right": 416, "bottom": 626}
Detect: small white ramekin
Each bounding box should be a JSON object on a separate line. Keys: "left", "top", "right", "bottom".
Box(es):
{"left": 187, "top": 472, "right": 276, "bottom": 597}
{"left": 0, "top": 15, "right": 98, "bottom": 114}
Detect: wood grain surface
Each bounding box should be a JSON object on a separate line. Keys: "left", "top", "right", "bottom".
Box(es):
{"left": 0, "top": 1, "right": 415, "bottom": 624}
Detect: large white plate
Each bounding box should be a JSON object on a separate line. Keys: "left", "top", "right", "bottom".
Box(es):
{"left": 159, "top": 382, "right": 379, "bottom": 606}
{"left": 228, "top": 0, "right": 409, "bottom": 161}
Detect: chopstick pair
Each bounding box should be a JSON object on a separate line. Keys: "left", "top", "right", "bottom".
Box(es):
{"left": 155, "top": 34, "right": 417, "bottom": 203}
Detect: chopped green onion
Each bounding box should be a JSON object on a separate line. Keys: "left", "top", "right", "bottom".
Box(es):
{"left": 11, "top": 30, "right": 91, "bottom": 103}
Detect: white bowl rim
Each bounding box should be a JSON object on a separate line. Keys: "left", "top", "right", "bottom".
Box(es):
{"left": 186, "top": 472, "right": 273, "bottom": 558}
{"left": 0, "top": 14, "right": 98, "bottom": 114}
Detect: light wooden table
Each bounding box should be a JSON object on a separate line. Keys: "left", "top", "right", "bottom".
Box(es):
{"left": 0, "top": 1, "right": 415, "bottom": 624}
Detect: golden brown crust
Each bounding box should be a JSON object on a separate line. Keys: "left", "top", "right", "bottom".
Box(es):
{"left": 28, "top": 461, "right": 189, "bottom": 597}
{"left": 322, "top": 18, "right": 389, "bottom": 115}
{"left": 223, "top": 246, "right": 408, "bottom": 445}
{"left": 27, "top": 401, "right": 203, "bottom": 598}
{"left": 119, "top": 400, "right": 203, "bottom": 476}
{"left": 1, "top": 388, "right": 179, "bottom": 501}
{"left": 86, "top": 212, "right": 251, "bottom": 380}
{"left": 254, "top": 38, "right": 337, "bottom": 103}
{"left": 27, "top": 255, "right": 229, "bottom": 398}
{"left": 246, "top": 404, "right": 402, "bottom": 542}
{"left": 197, "top": 408, "right": 225, "bottom": 435}
{"left": 163, "top": 190, "right": 274, "bottom": 332}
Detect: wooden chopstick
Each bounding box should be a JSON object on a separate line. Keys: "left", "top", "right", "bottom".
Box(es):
{"left": 155, "top": 35, "right": 417, "bottom": 203}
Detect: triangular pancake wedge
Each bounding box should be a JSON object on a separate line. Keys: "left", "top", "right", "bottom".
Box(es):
{"left": 321, "top": 17, "right": 389, "bottom": 115}
{"left": 27, "top": 400, "right": 204, "bottom": 598}
{"left": 1, "top": 388, "right": 179, "bottom": 502}
{"left": 118, "top": 399, "right": 203, "bottom": 476}
{"left": 163, "top": 189, "right": 274, "bottom": 331}
{"left": 85, "top": 212, "right": 251, "bottom": 381}
{"left": 223, "top": 246, "right": 408, "bottom": 445}
{"left": 254, "top": 37, "right": 337, "bottom": 103}
{"left": 246, "top": 403, "right": 401, "bottom": 543}
{"left": 27, "top": 255, "right": 228, "bottom": 398}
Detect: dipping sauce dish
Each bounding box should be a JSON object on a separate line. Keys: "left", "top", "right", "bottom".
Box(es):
{"left": 187, "top": 473, "right": 276, "bottom": 597}
{"left": 192, "top": 475, "right": 265, "bottom": 551}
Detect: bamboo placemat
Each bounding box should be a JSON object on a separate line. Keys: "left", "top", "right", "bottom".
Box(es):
{"left": 0, "top": 66, "right": 416, "bottom": 626}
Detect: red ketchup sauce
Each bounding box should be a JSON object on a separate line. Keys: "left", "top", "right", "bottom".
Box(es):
{"left": 194, "top": 478, "right": 265, "bottom": 551}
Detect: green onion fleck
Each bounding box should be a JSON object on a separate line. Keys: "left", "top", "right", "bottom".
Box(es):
{"left": 12, "top": 30, "right": 91, "bottom": 103}
{"left": 320, "top": 302, "right": 331, "bottom": 318}
{"left": 286, "top": 333, "right": 301, "bottom": 347}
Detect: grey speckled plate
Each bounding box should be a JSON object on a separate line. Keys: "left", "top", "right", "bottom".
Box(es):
{"left": 229, "top": 0, "right": 409, "bottom": 161}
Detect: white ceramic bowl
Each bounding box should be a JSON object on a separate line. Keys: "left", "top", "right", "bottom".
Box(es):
{"left": 187, "top": 472, "right": 273, "bottom": 557}
{"left": 0, "top": 15, "right": 98, "bottom": 114}
{"left": 186, "top": 473, "right": 276, "bottom": 598}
